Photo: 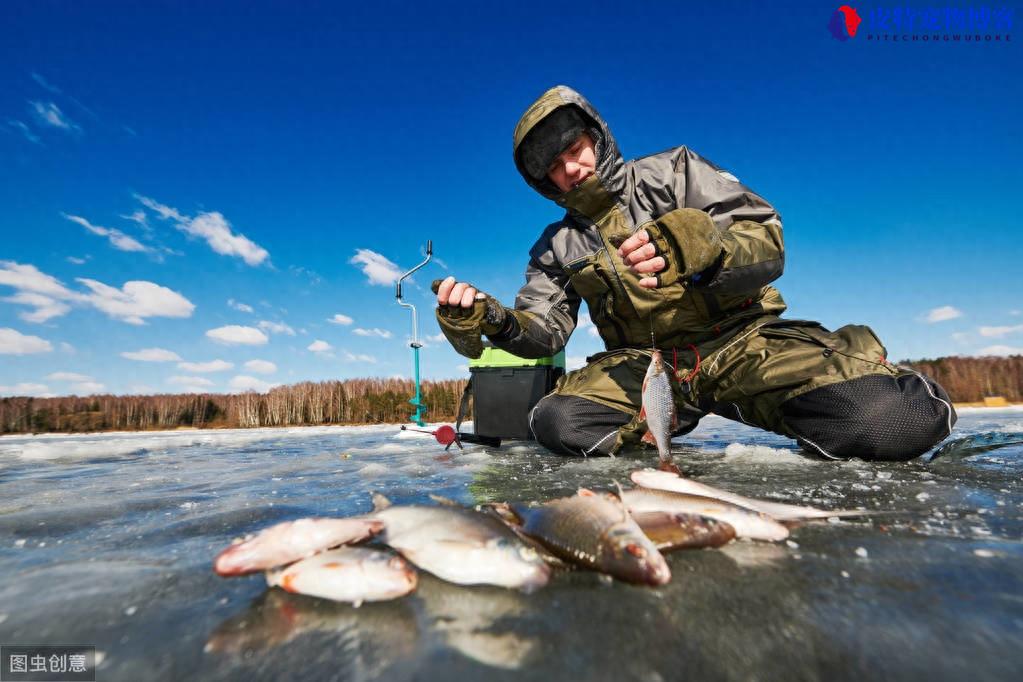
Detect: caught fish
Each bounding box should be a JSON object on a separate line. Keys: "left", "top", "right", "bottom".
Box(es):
{"left": 619, "top": 487, "right": 790, "bottom": 542}
{"left": 509, "top": 489, "right": 671, "bottom": 585}
{"left": 640, "top": 350, "right": 677, "bottom": 469}
{"left": 266, "top": 546, "right": 417, "bottom": 605}
{"left": 214, "top": 517, "right": 384, "bottom": 577}
{"left": 371, "top": 494, "right": 550, "bottom": 591}
{"left": 631, "top": 469, "right": 870, "bottom": 521}
{"left": 630, "top": 511, "right": 736, "bottom": 551}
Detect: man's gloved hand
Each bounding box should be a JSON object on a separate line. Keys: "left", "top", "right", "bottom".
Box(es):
{"left": 433, "top": 277, "right": 508, "bottom": 359}
{"left": 617, "top": 208, "right": 723, "bottom": 289}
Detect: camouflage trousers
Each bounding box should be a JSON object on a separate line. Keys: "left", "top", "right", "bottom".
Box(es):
{"left": 529, "top": 316, "right": 956, "bottom": 461}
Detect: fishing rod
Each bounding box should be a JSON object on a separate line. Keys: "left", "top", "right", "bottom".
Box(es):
{"left": 396, "top": 240, "right": 432, "bottom": 427}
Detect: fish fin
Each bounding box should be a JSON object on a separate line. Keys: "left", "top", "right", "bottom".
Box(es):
{"left": 638, "top": 405, "right": 647, "bottom": 420}
{"left": 610, "top": 480, "right": 628, "bottom": 521}
{"left": 481, "top": 502, "right": 523, "bottom": 526}
{"left": 371, "top": 493, "right": 392, "bottom": 512}
{"left": 577, "top": 488, "right": 597, "bottom": 497}
{"left": 641, "top": 430, "right": 656, "bottom": 445}
{"left": 429, "top": 494, "right": 461, "bottom": 507}
{"left": 671, "top": 410, "right": 678, "bottom": 431}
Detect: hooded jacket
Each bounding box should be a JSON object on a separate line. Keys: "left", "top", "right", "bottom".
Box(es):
{"left": 489, "top": 85, "right": 786, "bottom": 358}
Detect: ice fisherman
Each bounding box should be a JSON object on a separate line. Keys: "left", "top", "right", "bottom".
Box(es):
{"left": 435, "top": 85, "right": 955, "bottom": 460}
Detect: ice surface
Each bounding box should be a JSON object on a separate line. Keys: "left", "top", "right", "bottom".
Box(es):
{"left": 0, "top": 411, "right": 1020, "bottom": 680}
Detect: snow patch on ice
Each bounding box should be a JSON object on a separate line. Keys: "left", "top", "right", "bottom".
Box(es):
{"left": 358, "top": 463, "right": 390, "bottom": 476}
{"left": 0, "top": 424, "right": 396, "bottom": 463}
{"left": 723, "top": 442, "right": 805, "bottom": 464}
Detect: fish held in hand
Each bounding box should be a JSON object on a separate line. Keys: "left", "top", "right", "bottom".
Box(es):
{"left": 266, "top": 546, "right": 417, "bottom": 605}
{"left": 631, "top": 469, "right": 869, "bottom": 521}
{"left": 620, "top": 487, "right": 790, "bottom": 542}
{"left": 371, "top": 494, "right": 550, "bottom": 591}
{"left": 511, "top": 489, "right": 671, "bottom": 586}
{"left": 214, "top": 517, "right": 384, "bottom": 577}
{"left": 640, "top": 350, "right": 678, "bottom": 469}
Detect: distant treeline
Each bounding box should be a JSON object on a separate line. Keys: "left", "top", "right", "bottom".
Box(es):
{"left": 903, "top": 355, "right": 1023, "bottom": 403}
{"left": 0, "top": 379, "right": 467, "bottom": 435}
{"left": 1, "top": 356, "right": 1020, "bottom": 435}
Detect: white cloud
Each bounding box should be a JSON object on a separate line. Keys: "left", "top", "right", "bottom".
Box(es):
{"left": 350, "top": 249, "right": 402, "bottom": 286}
{"left": 567, "top": 355, "right": 587, "bottom": 370}
{"left": 424, "top": 332, "right": 446, "bottom": 343}
{"left": 975, "top": 345, "right": 1023, "bottom": 357}
{"left": 76, "top": 278, "right": 194, "bottom": 325}
{"left": 127, "top": 384, "right": 155, "bottom": 395}
{"left": 66, "top": 256, "right": 88, "bottom": 265}
{"left": 72, "top": 381, "right": 105, "bottom": 394}
{"left": 308, "top": 340, "right": 333, "bottom": 353}
{"left": 257, "top": 320, "right": 295, "bottom": 336}
{"left": 923, "top": 306, "right": 962, "bottom": 323}
{"left": 228, "top": 299, "right": 254, "bottom": 314}
{"left": 229, "top": 375, "right": 276, "bottom": 393}
{"left": 120, "top": 348, "right": 181, "bottom": 362}
{"left": 121, "top": 210, "right": 147, "bottom": 226}
{"left": 3, "top": 292, "right": 71, "bottom": 323}
{"left": 0, "top": 261, "right": 75, "bottom": 298}
{"left": 30, "top": 101, "right": 78, "bottom": 132}
{"left": 62, "top": 213, "right": 150, "bottom": 253}
{"left": 576, "top": 311, "right": 601, "bottom": 338}
{"left": 31, "top": 72, "right": 62, "bottom": 94}
{"left": 136, "top": 195, "right": 184, "bottom": 221}
{"left": 456, "top": 364, "right": 469, "bottom": 373}
{"left": 0, "top": 261, "right": 194, "bottom": 325}
{"left": 244, "top": 359, "right": 277, "bottom": 374}
{"left": 353, "top": 327, "right": 393, "bottom": 339}
{"left": 0, "top": 382, "right": 52, "bottom": 397}
{"left": 0, "top": 328, "right": 53, "bottom": 355}
{"left": 59, "top": 342, "right": 75, "bottom": 354}
{"left": 138, "top": 196, "right": 269, "bottom": 266}
{"left": 168, "top": 375, "right": 215, "bottom": 387}
{"left": 206, "top": 325, "right": 268, "bottom": 346}
{"left": 342, "top": 350, "right": 376, "bottom": 363}
{"left": 978, "top": 324, "right": 1023, "bottom": 338}
{"left": 328, "top": 313, "right": 353, "bottom": 325}
{"left": 8, "top": 120, "right": 41, "bottom": 145}
{"left": 177, "top": 359, "right": 233, "bottom": 373}
{"left": 46, "top": 372, "right": 93, "bottom": 382}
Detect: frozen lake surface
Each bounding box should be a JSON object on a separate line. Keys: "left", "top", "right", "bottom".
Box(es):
{"left": 1, "top": 409, "right": 1021, "bottom": 681}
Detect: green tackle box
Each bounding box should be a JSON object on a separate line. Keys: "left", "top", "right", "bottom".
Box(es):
{"left": 467, "top": 347, "right": 565, "bottom": 440}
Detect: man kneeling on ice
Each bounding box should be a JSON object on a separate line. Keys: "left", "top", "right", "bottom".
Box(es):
{"left": 435, "top": 85, "right": 955, "bottom": 461}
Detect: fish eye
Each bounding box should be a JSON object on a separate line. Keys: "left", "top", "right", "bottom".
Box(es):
{"left": 625, "top": 543, "right": 646, "bottom": 559}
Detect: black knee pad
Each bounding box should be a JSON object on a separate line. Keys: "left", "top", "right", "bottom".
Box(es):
{"left": 529, "top": 395, "right": 632, "bottom": 457}
{"left": 780, "top": 372, "right": 956, "bottom": 461}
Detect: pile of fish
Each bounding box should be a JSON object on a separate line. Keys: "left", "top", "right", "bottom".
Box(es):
{"left": 213, "top": 469, "right": 870, "bottom": 604}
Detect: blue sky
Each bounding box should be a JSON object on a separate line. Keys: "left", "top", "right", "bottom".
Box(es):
{"left": 1, "top": 0, "right": 1020, "bottom": 397}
